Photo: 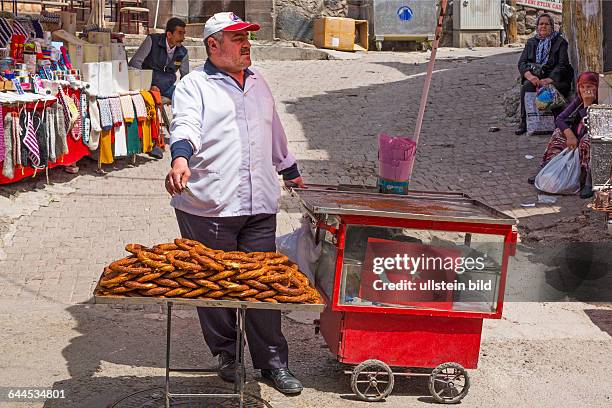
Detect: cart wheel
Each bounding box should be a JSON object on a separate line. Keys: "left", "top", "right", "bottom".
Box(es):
{"left": 376, "top": 41, "right": 383, "bottom": 51}
{"left": 429, "top": 362, "right": 470, "bottom": 404}
{"left": 350, "top": 359, "right": 394, "bottom": 402}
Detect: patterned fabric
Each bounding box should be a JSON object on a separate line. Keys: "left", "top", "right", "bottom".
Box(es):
{"left": 87, "top": 95, "right": 101, "bottom": 150}
{"left": 120, "top": 95, "right": 135, "bottom": 122}
{"left": 131, "top": 93, "right": 147, "bottom": 120}
{"left": 0, "top": 104, "right": 4, "bottom": 163}
{"left": 81, "top": 92, "right": 90, "bottom": 144}
{"left": 12, "top": 19, "right": 32, "bottom": 42}
{"left": 71, "top": 94, "right": 82, "bottom": 141}
{"left": 541, "top": 128, "right": 591, "bottom": 170}
{"left": 125, "top": 104, "right": 141, "bottom": 155}
{"left": 55, "top": 103, "right": 68, "bottom": 156}
{"left": 109, "top": 97, "right": 123, "bottom": 126}
{"left": 46, "top": 107, "right": 56, "bottom": 162}
{"left": 39, "top": 10, "right": 61, "bottom": 25}
{"left": 23, "top": 112, "right": 41, "bottom": 168}
{"left": 12, "top": 112, "right": 20, "bottom": 166}
{"left": 2, "top": 112, "right": 13, "bottom": 178}
{"left": 32, "top": 20, "right": 44, "bottom": 39}
{"left": 33, "top": 112, "right": 48, "bottom": 168}
{"left": 0, "top": 18, "right": 12, "bottom": 48}
{"left": 534, "top": 15, "right": 559, "bottom": 65}
{"left": 98, "top": 98, "right": 114, "bottom": 131}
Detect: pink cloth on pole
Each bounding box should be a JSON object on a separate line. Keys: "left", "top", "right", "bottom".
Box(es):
{"left": 378, "top": 133, "right": 417, "bottom": 181}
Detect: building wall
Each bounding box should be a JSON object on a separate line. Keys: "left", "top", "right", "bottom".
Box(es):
{"left": 275, "top": 0, "right": 348, "bottom": 42}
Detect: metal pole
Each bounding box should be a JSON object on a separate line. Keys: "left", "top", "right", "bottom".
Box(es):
{"left": 412, "top": 0, "right": 448, "bottom": 147}
{"left": 165, "top": 302, "right": 173, "bottom": 408}
{"left": 154, "top": 0, "right": 160, "bottom": 30}
{"left": 508, "top": 0, "right": 518, "bottom": 44}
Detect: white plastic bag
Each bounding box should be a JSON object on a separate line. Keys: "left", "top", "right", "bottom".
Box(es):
{"left": 275, "top": 215, "right": 321, "bottom": 284}
{"left": 525, "top": 91, "right": 555, "bottom": 135}
{"left": 534, "top": 148, "right": 581, "bottom": 194}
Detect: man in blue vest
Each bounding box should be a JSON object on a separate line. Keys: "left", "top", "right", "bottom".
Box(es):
{"left": 129, "top": 17, "right": 189, "bottom": 159}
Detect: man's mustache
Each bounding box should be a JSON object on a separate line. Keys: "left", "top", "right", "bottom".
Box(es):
{"left": 240, "top": 48, "right": 250, "bottom": 55}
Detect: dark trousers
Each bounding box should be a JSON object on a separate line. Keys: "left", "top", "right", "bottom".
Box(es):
{"left": 175, "top": 209, "right": 289, "bottom": 370}
{"left": 519, "top": 79, "right": 571, "bottom": 126}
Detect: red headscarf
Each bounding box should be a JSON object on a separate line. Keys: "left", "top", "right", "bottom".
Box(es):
{"left": 577, "top": 71, "right": 599, "bottom": 103}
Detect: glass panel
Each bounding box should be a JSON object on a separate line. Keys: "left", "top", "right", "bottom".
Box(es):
{"left": 313, "top": 216, "right": 340, "bottom": 300}
{"left": 338, "top": 225, "right": 506, "bottom": 313}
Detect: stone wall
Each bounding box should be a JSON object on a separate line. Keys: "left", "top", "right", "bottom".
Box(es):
{"left": 275, "top": 0, "right": 348, "bottom": 42}
{"left": 515, "top": 5, "right": 562, "bottom": 42}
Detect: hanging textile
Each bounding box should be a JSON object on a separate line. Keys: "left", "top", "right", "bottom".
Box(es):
{"left": 81, "top": 92, "right": 90, "bottom": 144}
{"left": 2, "top": 112, "right": 13, "bottom": 178}
{"left": 99, "top": 129, "right": 114, "bottom": 164}
{"left": 46, "top": 107, "right": 56, "bottom": 162}
{"left": 125, "top": 103, "right": 141, "bottom": 156}
{"left": 55, "top": 103, "right": 68, "bottom": 156}
{"left": 0, "top": 104, "right": 5, "bottom": 163}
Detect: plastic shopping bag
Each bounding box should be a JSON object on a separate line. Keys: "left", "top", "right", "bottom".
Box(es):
{"left": 525, "top": 92, "right": 555, "bottom": 135}
{"left": 534, "top": 148, "right": 581, "bottom": 194}
{"left": 536, "top": 84, "right": 567, "bottom": 112}
{"left": 275, "top": 215, "right": 321, "bottom": 284}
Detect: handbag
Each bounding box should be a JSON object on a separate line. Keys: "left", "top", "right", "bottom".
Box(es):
{"left": 536, "top": 84, "right": 567, "bottom": 111}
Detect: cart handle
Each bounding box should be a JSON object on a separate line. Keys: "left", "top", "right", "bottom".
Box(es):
{"left": 316, "top": 220, "right": 338, "bottom": 236}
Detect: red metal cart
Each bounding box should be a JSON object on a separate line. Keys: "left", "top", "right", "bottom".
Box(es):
{"left": 292, "top": 185, "right": 518, "bottom": 403}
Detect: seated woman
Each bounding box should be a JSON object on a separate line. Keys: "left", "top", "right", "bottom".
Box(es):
{"left": 516, "top": 13, "right": 573, "bottom": 135}
{"left": 528, "top": 72, "right": 599, "bottom": 198}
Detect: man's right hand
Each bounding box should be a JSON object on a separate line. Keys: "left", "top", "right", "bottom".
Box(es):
{"left": 165, "top": 157, "right": 191, "bottom": 196}
{"left": 150, "top": 86, "right": 161, "bottom": 93}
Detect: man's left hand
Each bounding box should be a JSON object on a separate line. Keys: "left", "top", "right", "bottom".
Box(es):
{"left": 284, "top": 177, "right": 306, "bottom": 188}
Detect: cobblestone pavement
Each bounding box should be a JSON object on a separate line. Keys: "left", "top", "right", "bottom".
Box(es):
{"left": 0, "top": 49, "right": 610, "bottom": 408}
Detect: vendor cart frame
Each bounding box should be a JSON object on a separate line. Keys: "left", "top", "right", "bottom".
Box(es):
{"left": 293, "top": 185, "right": 518, "bottom": 403}
{"left": 94, "top": 295, "right": 324, "bottom": 408}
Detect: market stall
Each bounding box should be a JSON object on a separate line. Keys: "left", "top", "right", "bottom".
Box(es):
{"left": 290, "top": 185, "right": 517, "bottom": 403}
{"left": 0, "top": 7, "right": 163, "bottom": 184}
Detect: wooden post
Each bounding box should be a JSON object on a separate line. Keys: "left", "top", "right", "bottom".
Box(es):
{"left": 508, "top": 0, "right": 517, "bottom": 44}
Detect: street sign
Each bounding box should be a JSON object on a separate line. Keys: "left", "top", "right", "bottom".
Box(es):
{"left": 517, "top": 0, "right": 562, "bottom": 13}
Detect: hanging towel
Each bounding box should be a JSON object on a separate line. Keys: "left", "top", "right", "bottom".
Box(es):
{"left": 132, "top": 93, "right": 147, "bottom": 121}
{"left": 126, "top": 107, "right": 141, "bottom": 155}
{"left": 120, "top": 95, "right": 135, "bottom": 122}
{"left": 46, "top": 107, "right": 56, "bottom": 162}
{"left": 114, "top": 120, "right": 128, "bottom": 157}
{"left": 23, "top": 112, "right": 42, "bottom": 168}
{"left": 0, "top": 104, "right": 5, "bottom": 163}
{"left": 33, "top": 111, "right": 48, "bottom": 168}
{"left": 55, "top": 103, "right": 68, "bottom": 156}
{"left": 2, "top": 112, "right": 13, "bottom": 178}
{"left": 109, "top": 97, "right": 123, "bottom": 127}
{"left": 70, "top": 94, "right": 83, "bottom": 141}
{"left": 81, "top": 92, "right": 90, "bottom": 144}
{"left": 12, "top": 112, "right": 21, "bottom": 167}
{"left": 99, "top": 129, "right": 114, "bottom": 164}
{"left": 19, "top": 111, "right": 29, "bottom": 166}
{"left": 87, "top": 95, "right": 101, "bottom": 150}
{"left": 98, "top": 98, "right": 114, "bottom": 131}
{"left": 0, "top": 18, "right": 12, "bottom": 48}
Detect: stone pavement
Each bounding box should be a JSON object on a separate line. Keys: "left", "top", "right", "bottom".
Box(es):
{"left": 0, "top": 48, "right": 610, "bottom": 408}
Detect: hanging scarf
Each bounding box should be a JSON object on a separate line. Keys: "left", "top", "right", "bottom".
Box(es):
{"left": 12, "top": 112, "right": 21, "bottom": 167}
{"left": 109, "top": 97, "right": 124, "bottom": 127}
{"left": 55, "top": 103, "right": 68, "bottom": 156}
{"left": 131, "top": 93, "right": 147, "bottom": 121}
{"left": 46, "top": 107, "right": 56, "bottom": 162}
{"left": 88, "top": 95, "right": 101, "bottom": 150}
{"left": 120, "top": 95, "right": 135, "bottom": 122}
{"left": 535, "top": 15, "right": 558, "bottom": 65}
{"left": 97, "top": 98, "right": 114, "bottom": 131}
{"left": 81, "top": 91, "right": 90, "bottom": 144}
{"left": 0, "top": 104, "right": 5, "bottom": 163}
{"left": 71, "top": 94, "right": 83, "bottom": 141}
{"left": 23, "top": 112, "right": 42, "bottom": 168}
{"left": 2, "top": 112, "right": 13, "bottom": 178}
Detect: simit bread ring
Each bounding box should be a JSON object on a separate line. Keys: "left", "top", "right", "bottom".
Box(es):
{"left": 254, "top": 290, "right": 278, "bottom": 300}
{"left": 242, "top": 280, "right": 270, "bottom": 291}
{"left": 270, "top": 282, "right": 305, "bottom": 296}
{"left": 140, "top": 287, "right": 172, "bottom": 296}
{"left": 125, "top": 281, "right": 158, "bottom": 290}
{"left": 184, "top": 271, "right": 216, "bottom": 279}
{"left": 207, "top": 270, "right": 238, "bottom": 282}
{"left": 176, "top": 277, "right": 199, "bottom": 289}
{"left": 136, "top": 272, "right": 164, "bottom": 282}
{"left": 164, "top": 287, "right": 192, "bottom": 297}
{"left": 109, "top": 257, "right": 152, "bottom": 275}
{"left": 189, "top": 247, "right": 225, "bottom": 271}
{"left": 217, "top": 280, "right": 250, "bottom": 292}
{"left": 226, "top": 289, "right": 259, "bottom": 298}
{"left": 174, "top": 238, "right": 206, "bottom": 251}
{"left": 181, "top": 288, "right": 210, "bottom": 298}
{"left": 234, "top": 267, "right": 268, "bottom": 280}
{"left": 152, "top": 243, "right": 179, "bottom": 254}
{"left": 193, "top": 279, "right": 222, "bottom": 290}
{"left": 154, "top": 278, "right": 181, "bottom": 288}
{"left": 274, "top": 293, "right": 313, "bottom": 303}
{"left": 166, "top": 250, "right": 202, "bottom": 271}
{"left": 125, "top": 243, "right": 150, "bottom": 254}
{"left": 164, "top": 270, "right": 190, "bottom": 279}
{"left": 137, "top": 251, "right": 175, "bottom": 272}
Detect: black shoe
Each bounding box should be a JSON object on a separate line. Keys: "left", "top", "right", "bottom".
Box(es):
{"left": 148, "top": 146, "right": 164, "bottom": 159}
{"left": 217, "top": 352, "right": 236, "bottom": 383}
{"left": 515, "top": 124, "right": 527, "bottom": 135}
{"left": 528, "top": 175, "right": 537, "bottom": 185}
{"left": 261, "top": 368, "right": 303, "bottom": 395}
